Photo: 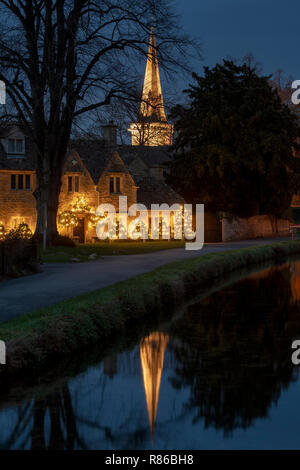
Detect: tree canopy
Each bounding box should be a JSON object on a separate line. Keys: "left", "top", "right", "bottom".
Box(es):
{"left": 169, "top": 60, "right": 300, "bottom": 218}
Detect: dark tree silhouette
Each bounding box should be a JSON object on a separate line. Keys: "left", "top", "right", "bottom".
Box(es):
{"left": 169, "top": 60, "right": 300, "bottom": 218}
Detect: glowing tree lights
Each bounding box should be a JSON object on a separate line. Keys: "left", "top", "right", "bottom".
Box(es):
{"left": 57, "top": 194, "right": 203, "bottom": 249}
{"left": 0, "top": 222, "right": 5, "bottom": 240}
{"left": 58, "top": 195, "right": 102, "bottom": 230}
{"left": 58, "top": 210, "right": 78, "bottom": 228}
{"left": 71, "top": 196, "right": 93, "bottom": 214}
{"left": 6, "top": 223, "right": 32, "bottom": 240}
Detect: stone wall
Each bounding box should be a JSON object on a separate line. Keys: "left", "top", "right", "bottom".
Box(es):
{"left": 0, "top": 171, "right": 37, "bottom": 232}
{"left": 222, "top": 215, "right": 290, "bottom": 242}
{"left": 58, "top": 172, "right": 98, "bottom": 241}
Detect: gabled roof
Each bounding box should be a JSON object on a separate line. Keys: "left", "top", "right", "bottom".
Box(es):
{"left": 119, "top": 145, "right": 171, "bottom": 168}
{"left": 68, "top": 139, "right": 109, "bottom": 183}
{"left": 101, "top": 151, "right": 137, "bottom": 186}
{"left": 137, "top": 176, "right": 185, "bottom": 208}
{"left": 69, "top": 139, "right": 172, "bottom": 183}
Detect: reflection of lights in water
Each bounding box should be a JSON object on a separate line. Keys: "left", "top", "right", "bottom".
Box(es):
{"left": 140, "top": 332, "right": 168, "bottom": 439}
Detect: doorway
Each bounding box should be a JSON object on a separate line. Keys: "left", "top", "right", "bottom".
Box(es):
{"left": 73, "top": 217, "right": 85, "bottom": 243}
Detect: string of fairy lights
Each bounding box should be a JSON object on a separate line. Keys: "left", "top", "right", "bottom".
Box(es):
{"left": 0, "top": 196, "right": 194, "bottom": 242}
{"left": 0, "top": 221, "right": 32, "bottom": 240}
{"left": 58, "top": 195, "right": 196, "bottom": 240}
{"left": 58, "top": 196, "right": 102, "bottom": 229}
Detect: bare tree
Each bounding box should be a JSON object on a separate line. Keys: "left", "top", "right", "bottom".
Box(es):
{"left": 0, "top": 0, "right": 198, "bottom": 241}
{"left": 269, "top": 69, "right": 296, "bottom": 106}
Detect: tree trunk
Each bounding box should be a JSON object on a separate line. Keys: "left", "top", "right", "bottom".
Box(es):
{"left": 34, "top": 149, "right": 64, "bottom": 244}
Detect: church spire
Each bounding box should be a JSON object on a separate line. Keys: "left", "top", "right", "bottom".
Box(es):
{"left": 128, "top": 28, "right": 174, "bottom": 146}
{"left": 140, "top": 28, "right": 167, "bottom": 122}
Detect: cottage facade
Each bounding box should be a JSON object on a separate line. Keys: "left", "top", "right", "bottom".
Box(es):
{"left": 0, "top": 126, "right": 184, "bottom": 242}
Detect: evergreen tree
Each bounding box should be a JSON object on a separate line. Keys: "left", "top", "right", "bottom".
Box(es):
{"left": 169, "top": 60, "right": 300, "bottom": 218}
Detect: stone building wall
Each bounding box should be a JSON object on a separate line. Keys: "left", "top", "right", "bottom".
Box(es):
{"left": 97, "top": 173, "right": 138, "bottom": 211}
{"left": 222, "top": 215, "right": 290, "bottom": 242}
{"left": 58, "top": 172, "right": 99, "bottom": 241}
{"left": 0, "top": 170, "right": 37, "bottom": 232}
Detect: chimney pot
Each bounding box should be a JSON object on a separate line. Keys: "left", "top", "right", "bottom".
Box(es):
{"left": 102, "top": 122, "right": 117, "bottom": 146}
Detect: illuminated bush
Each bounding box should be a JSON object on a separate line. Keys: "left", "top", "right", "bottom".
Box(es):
{"left": 0, "top": 223, "right": 5, "bottom": 240}
{"left": 58, "top": 210, "right": 79, "bottom": 228}
{"left": 6, "top": 223, "right": 32, "bottom": 240}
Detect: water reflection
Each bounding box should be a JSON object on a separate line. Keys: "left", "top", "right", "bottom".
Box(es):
{"left": 1, "top": 261, "right": 300, "bottom": 449}
{"left": 140, "top": 332, "right": 168, "bottom": 437}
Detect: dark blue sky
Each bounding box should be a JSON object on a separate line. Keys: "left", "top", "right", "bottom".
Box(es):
{"left": 175, "top": 0, "right": 299, "bottom": 79}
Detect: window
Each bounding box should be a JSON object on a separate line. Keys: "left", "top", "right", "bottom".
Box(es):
{"left": 16, "top": 139, "right": 24, "bottom": 153}
{"left": 18, "top": 174, "right": 23, "bottom": 190}
{"left": 11, "top": 174, "right": 16, "bottom": 189}
{"left": 68, "top": 176, "right": 73, "bottom": 192}
{"left": 7, "top": 138, "right": 25, "bottom": 155}
{"left": 68, "top": 175, "right": 79, "bottom": 192}
{"left": 109, "top": 176, "right": 121, "bottom": 194}
{"left": 116, "top": 177, "right": 120, "bottom": 193}
{"left": 25, "top": 174, "right": 31, "bottom": 190}
{"left": 75, "top": 176, "right": 79, "bottom": 192}
{"left": 11, "top": 173, "right": 32, "bottom": 190}
{"left": 8, "top": 139, "right": 15, "bottom": 153}
{"left": 109, "top": 177, "right": 114, "bottom": 194}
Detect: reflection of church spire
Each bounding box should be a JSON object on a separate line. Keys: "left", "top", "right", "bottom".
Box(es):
{"left": 140, "top": 332, "right": 168, "bottom": 439}
{"left": 140, "top": 27, "right": 167, "bottom": 122}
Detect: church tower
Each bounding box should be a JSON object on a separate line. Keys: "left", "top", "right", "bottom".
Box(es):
{"left": 129, "top": 28, "right": 174, "bottom": 146}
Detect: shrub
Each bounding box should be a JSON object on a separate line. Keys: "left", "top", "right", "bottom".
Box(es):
{"left": 0, "top": 223, "right": 5, "bottom": 240}
{"left": 0, "top": 237, "right": 38, "bottom": 277}
{"left": 51, "top": 234, "right": 76, "bottom": 247}
{"left": 58, "top": 210, "right": 78, "bottom": 228}
{"left": 6, "top": 223, "right": 32, "bottom": 240}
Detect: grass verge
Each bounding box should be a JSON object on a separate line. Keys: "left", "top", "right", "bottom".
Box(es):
{"left": 38, "top": 240, "right": 185, "bottom": 262}
{"left": 2, "top": 240, "right": 300, "bottom": 377}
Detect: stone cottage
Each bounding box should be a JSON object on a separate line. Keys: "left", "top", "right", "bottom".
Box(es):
{"left": 0, "top": 28, "right": 187, "bottom": 242}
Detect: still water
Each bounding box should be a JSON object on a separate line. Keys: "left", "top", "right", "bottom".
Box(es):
{"left": 1, "top": 261, "right": 300, "bottom": 450}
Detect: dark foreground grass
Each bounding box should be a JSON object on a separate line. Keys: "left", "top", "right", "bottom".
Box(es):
{"left": 38, "top": 240, "right": 185, "bottom": 262}
{"left": 2, "top": 240, "right": 300, "bottom": 377}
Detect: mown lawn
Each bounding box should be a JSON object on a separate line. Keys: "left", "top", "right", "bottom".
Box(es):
{"left": 38, "top": 240, "right": 186, "bottom": 262}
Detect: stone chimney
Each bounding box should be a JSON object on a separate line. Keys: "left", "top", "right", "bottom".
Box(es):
{"left": 102, "top": 121, "right": 117, "bottom": 146}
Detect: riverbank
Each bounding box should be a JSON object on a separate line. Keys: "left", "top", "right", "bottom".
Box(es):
{"left": 1, "top": 240, "right": 300, "bottom": 377}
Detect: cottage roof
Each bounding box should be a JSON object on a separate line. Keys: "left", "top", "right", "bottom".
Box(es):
{"left": 68, "top": 140, "right": 172, "bottom": 183}
{"left": 137, "top": 176, "right": 185, "bottom": 208}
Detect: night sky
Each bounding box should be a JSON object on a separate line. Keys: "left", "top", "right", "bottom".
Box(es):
{"left": 175, "top": 0, "right": 299, "bottom": 80}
